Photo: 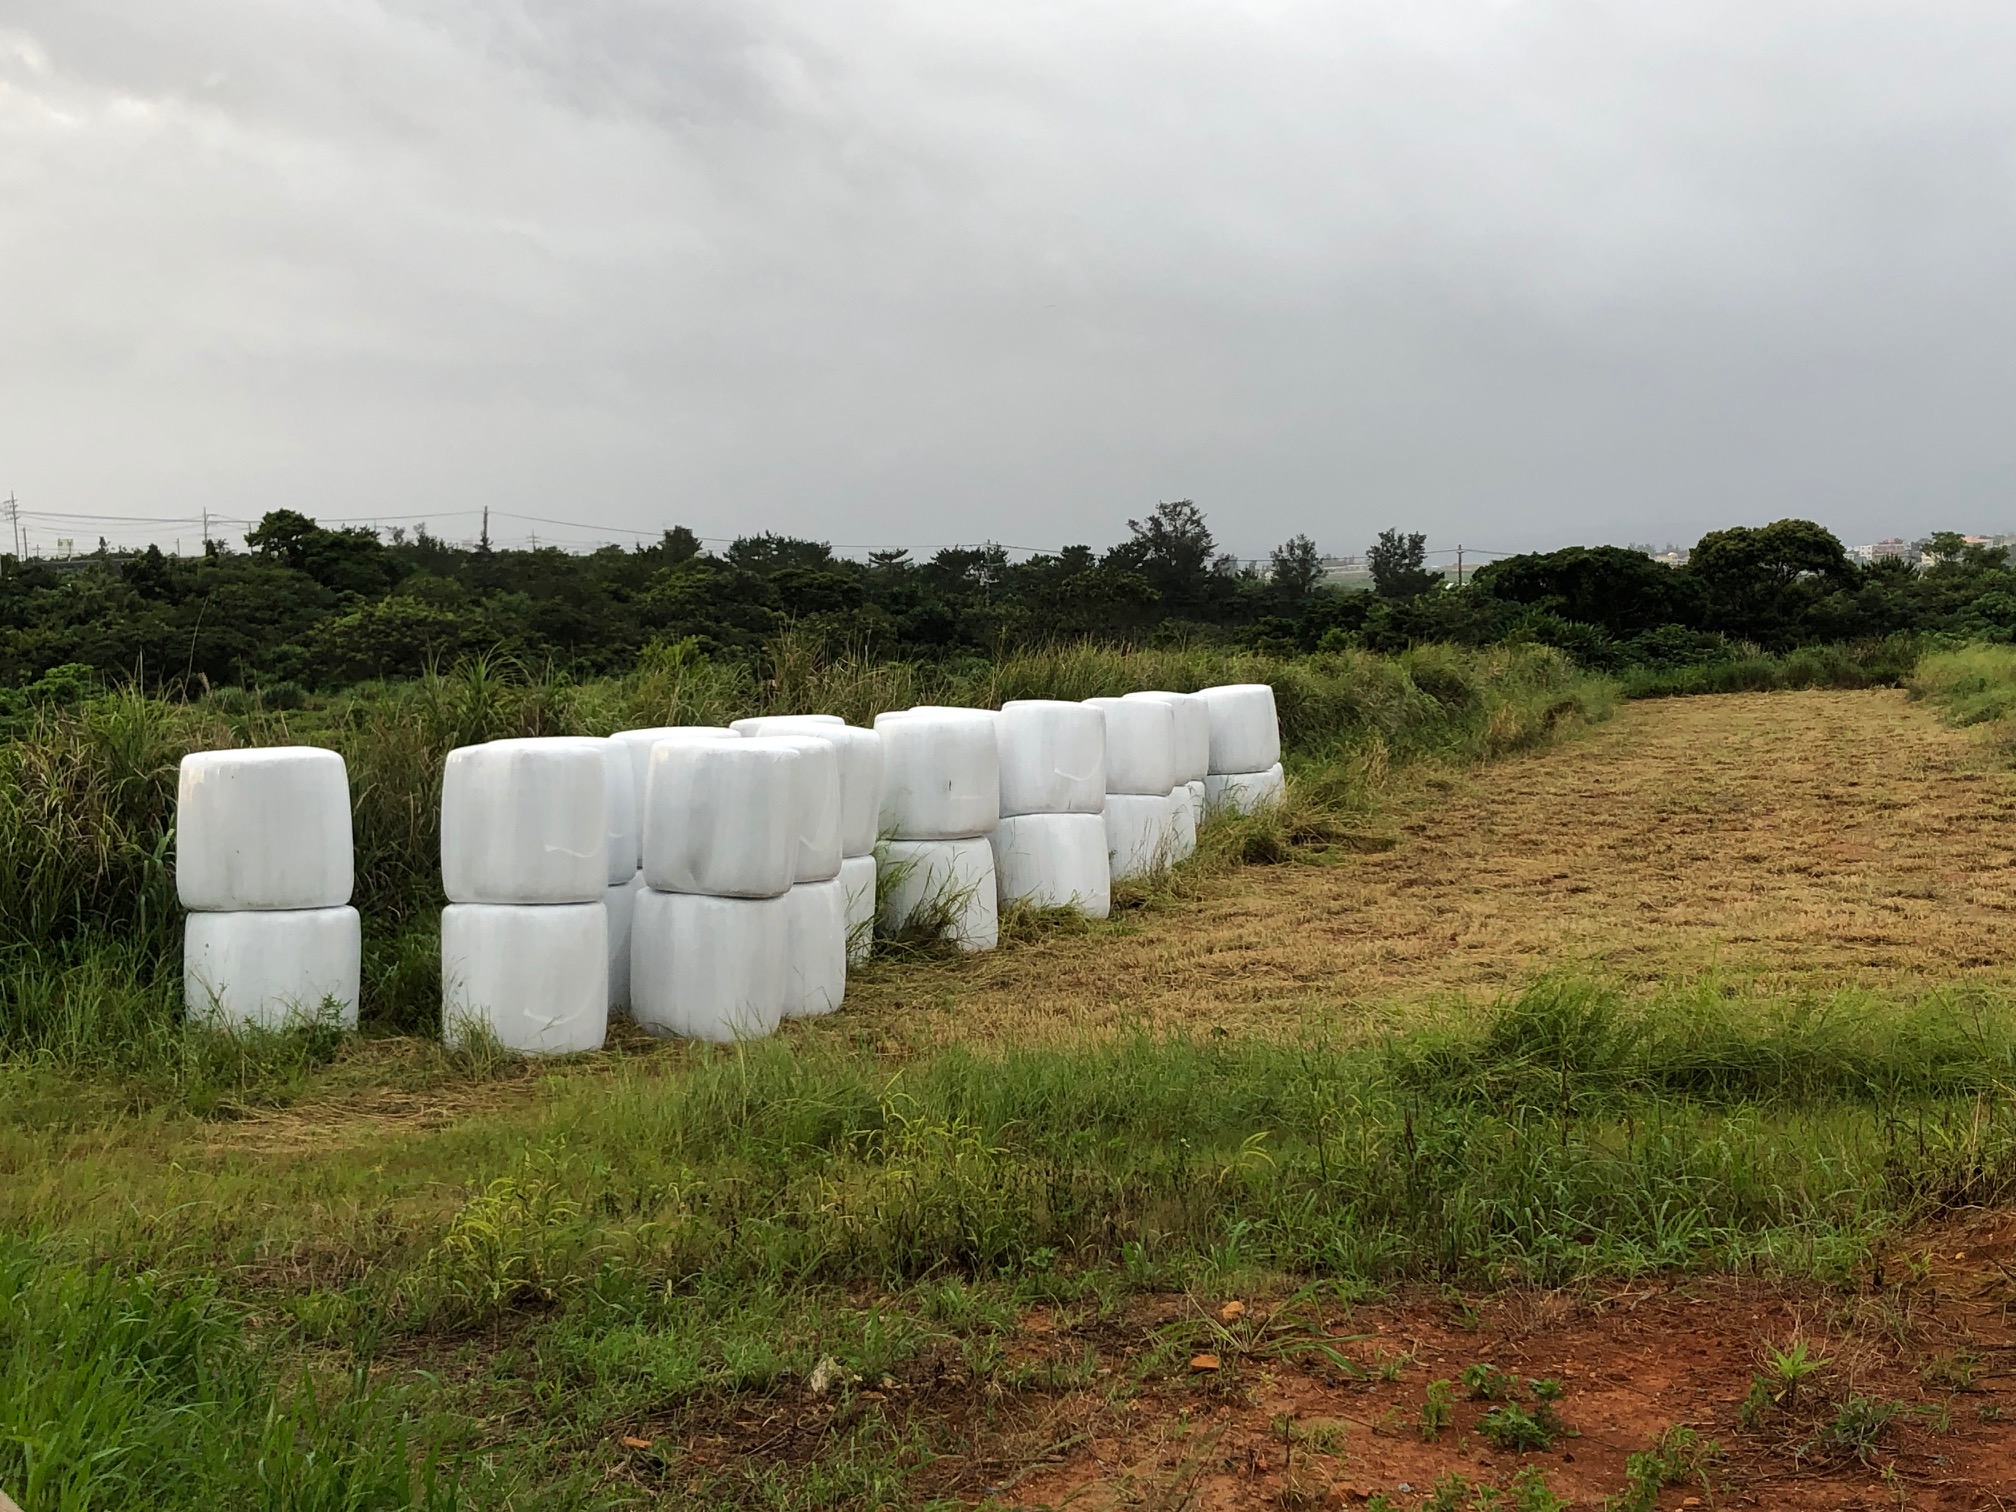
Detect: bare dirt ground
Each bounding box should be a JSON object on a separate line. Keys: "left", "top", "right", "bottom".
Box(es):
{"left": 986, "top": 1217, "right": 2016, "bottom": 1510}
{"left": 841, "top": 689, "right": 2016, "bottom": 1045}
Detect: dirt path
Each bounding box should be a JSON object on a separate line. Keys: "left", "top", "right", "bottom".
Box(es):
{"left": 841, "top": 689, "right": 2016, "bottom": 1043}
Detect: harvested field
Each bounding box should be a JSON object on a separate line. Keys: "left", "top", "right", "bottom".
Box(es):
{"left": 839, "top": 688, "right": 2016, "bottom": 1044}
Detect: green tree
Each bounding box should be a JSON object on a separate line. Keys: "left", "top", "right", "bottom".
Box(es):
{"left": 1268, "top": 534, "right": 1324, "bottom": 606}
{"left": 1367, "top": 529, "right": 1443, "bottom": 599}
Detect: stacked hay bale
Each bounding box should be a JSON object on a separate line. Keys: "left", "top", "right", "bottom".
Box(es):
{"left": 989, "top": 700, "right": 1110, "bottom": 918}
{"left": 733, "top": 717, "right": 885, "bottom": 970}
{"left": 607, "top": 727, "right": 740, "bottom": 1013}
{"left": 439, "top": 738, "right": 609, "bottom": 1054}
{"left": 1198, "top": 684, "right": 1285, "bottom": 815}
{"left": 1084, "top": 696, "right": 1179, "bottom": 881}
{"left": 178, "top": 747, "right": 360, "bottom": 1029}
{"left": 872, "top": 708, "right": 1001, "bottom": 950}
{"left": 1123, "top": 690, "right": 1210, "bottom": 861}
{"left": 631, "top": 737, "right": 803, "bottom": 1041}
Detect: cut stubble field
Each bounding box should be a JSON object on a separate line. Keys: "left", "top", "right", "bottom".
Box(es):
{"left": 842, "top": 687, "right": 2016, "bottom": 1049}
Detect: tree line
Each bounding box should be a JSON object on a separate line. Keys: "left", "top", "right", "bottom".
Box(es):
{"left": 0, "top": 505, "right": 2006, "bottom": 700}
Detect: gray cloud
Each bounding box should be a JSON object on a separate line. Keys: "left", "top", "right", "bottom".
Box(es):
{"left": 4, "top": 0, "right": 2014, "bottom": 559}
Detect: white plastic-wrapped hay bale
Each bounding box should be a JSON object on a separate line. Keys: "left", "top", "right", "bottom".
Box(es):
{"left": 630, "top": 888, "right": 788, "bottom": 1042}
{"left": 838, "top": 853, "right": 877, "bottom": 965}
{"left": 879, "top": 836, "right": 999, "bottom": 951}
{"left": 737, "top": 718, "right": 884, "bottom": 857}
{"left": 441, "top": 901, "right": 607, "bottom": 1055}
{"left": 1197, "top": 684, "right": 1281, "bottom": 775}
{"left": 1104, "top": 792, "right": 1176, "bottom": 881}
{"left": 761, "top": 734, "right": 843, "bottom": 883}
{"left": 183, "top": 906, "right": 361, "bottom": 1030}
{"left": 1165, "top": 786, "right": 1198, "bottom": 861}
{"left": 604, "top": 871, "right": 642, "bottom": 1012}
{"left": 176, "top": 747, "right": 353, "bottom": 911}
{"left": 783, "top": 877, "right": 847, "bottom": 1018}
{"left": 731, "top": 714, "right": 843, "bottom": 732}
{"left": 441, "top": 738, "right": 607, "bottom": 905}
{"left": 597, "top": 736, "right": 641, "bottom": 884}
{"left": 1204, "top": 763, "right": 1287, "bottom": 817}
{"left": 611, "top": 726, "right": 737, "bottom": 819}
{"left": 1082, "top": 697, "right": 1177, "bottom": 796}
{"left": 1124, "top": 691, "right": 1210, "bottom": 786}
{"left": 641, "top": 737, "right": 799, "bottom": 898}
{"left": 1186, "top": 778, "right": 1206, "bottom": 829}
{"left": 872, "top": 711, "right": 999, "bottom": 840}
{"left": 996, "top": 701, "right": 1106, "bottom": 817}
{"left": 990, "top": 812, "right": 1110, "bottom": 918}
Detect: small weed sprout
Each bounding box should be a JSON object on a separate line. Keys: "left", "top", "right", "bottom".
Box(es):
{"left": 1923, "top": 1350, "right": 1982, "bottom": 1392}
{"left": 1508, "top": 1467, "right": 1571, "bottom": 1512}
{"left": 1527, "top": 1377, "right": 1565, "bottom": 1402}
{"left": 1816, "top": 1396, "right": 1903, "bottom": 1464}
{"left": 1420, "top": 1378, "right": 1457, "bottom": 1440}
{"left": 1479, "top": 1402, "right": 1559, "bottom": 1452}
{"left": 1741, "top": 1338, "right": 1830, "bottom": 1422}
{"left": 1463, "top": 1362, "right": 1516, "bottom": 1401}
{"left": 1423, "top": 1473, "right": 1473, "bottom": 1512}
{"left": 1606, "top": 1424, "right": 1722, "bottom": 1512}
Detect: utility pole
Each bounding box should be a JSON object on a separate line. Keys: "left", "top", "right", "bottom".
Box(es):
{"left": 480, "top": 505, "right": 491, "bottom": 551}
{"left": 200, "top": 507, "right": 210, "bottom": 553}
{"left": 1455, "top": 544, "right": 1465, "bottom": 587}
{"left": 3, "top": 491, "right": 17, "bottom": 568}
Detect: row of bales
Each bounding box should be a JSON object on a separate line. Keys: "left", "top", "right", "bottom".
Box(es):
{"left": 176, "top": 685, "right": 1282, "bottom": 1052}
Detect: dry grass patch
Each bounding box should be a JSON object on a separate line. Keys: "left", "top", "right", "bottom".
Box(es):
{"left": 824, "top": 689, "right": 2016, "bottom": 1047}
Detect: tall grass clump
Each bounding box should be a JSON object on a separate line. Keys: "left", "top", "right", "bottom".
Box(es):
{"left": 1910, "top": 642, "right": 2016, "bottom": 729}
{"left": 1622, "top": 637, "right": 1922, "bottom": 699}
{"left": 0, "top": 1236, "right": 469, "bottom": 1510}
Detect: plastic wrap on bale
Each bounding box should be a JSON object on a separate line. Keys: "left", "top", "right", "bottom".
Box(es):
{"left": 1205, "top": 763, "right": 1287, "bottom": 817}
{"left": 641, "top": 738, "right": 800, "bottom": 898}
{"left": 783, "top": 878, "right": 848, "bottom": 1018}
{"left": 759, "top": 734, "right": 844, "bottom": 884}
{"left": 872, "top": 711, "right": 1000, "bottom": 840}
{"left": 1104, "top": 792, "right": 1177, "bottom": 881}
{"left": 184, "top": 906, "right": 361, "bottom": 1029}
{"left": 839, "top": 853, "right": 877, "bottom": 965}
{"left": 995, "top": 700, "right": 1107, "bottom": 817}
{"left": 1082, "top": 697, "right": 1178, "bottom": 796}
{"left": 1124, "top": 691, "right": 1211, "bottom": 786}
{"left": 989, "top": 812, "right": 1110, "bottom": 917}
{"left": 737, "top": 719, "right": 885, "bottom": 857}
{"left": 597, "top": 736, "right": 641, "bottom": 883}
{"left": 441, "top": 902, "right": 608, "bottom": 1055}
{"left": 1196, "top": 684, "right": 1282, "bottom": 775}
{"left": 878, "top": 836, "right": 999, "bottom": 951}
{"left": 440, "top": 738, "right": 608, "bottom": 905}
{"left": 630, "top": 888, "right": 788, "bottom": 1042}
{"left": 176, "top": 747, "right": 353, "bottom": 911}
{"left": 610, "top": 726, "right": 737, "bottom": 821}
{"left": 605, "top": 872, "right": 642, "bottom": 1012}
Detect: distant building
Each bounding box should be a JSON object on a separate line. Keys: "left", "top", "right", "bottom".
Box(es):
{"left": 1849, "top": 537, "right": 1913, "bottom": 564}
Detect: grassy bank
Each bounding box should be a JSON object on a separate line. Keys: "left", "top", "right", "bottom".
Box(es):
{"left": 7, "top": 977, "right": 2015, "bottom": 1508}
{"left": 0, "top": 638, "right": 1609, "bottom": 1080}
{"left": 1618, "top": 635, "right": 1922, "bottom": 699}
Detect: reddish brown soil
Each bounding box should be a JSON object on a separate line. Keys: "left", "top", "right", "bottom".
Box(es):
{"left": 994, "top": 1215, "right": 2016, "bottom": 1511}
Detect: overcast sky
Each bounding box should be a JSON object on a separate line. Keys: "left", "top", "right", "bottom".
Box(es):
{"left": 5, "top": 1, "right": 2014, "bottom": 563}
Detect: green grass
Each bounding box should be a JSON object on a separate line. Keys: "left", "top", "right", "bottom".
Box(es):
{"left": 1620, "top": 636, "right": 1922, "bottom": 699}
{"left": 7, "top": 977, "right": 2016, "bottom": 1506}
